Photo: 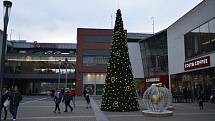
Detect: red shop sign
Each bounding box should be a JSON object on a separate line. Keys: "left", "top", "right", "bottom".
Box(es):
{"left": 184, "top": 56, "right": 210, "bottom": 71}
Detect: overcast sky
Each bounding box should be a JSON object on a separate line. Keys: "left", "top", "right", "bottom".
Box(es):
{"left": 0, "top": 0, "right": 203, "bottom": 43}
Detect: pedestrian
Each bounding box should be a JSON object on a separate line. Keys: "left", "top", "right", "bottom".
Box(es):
{"left": 62, "top": 89, "right": 73, "bottom": 112}
{"left": 183, "top": 87, "right": 188, "bottom": 103}
{"left": 70, "top": 87, "right": 76, "bottom": 107}
{"left": 9, "top": 86, "right": 22, "bottom": 121}
{"left": 85, "top": 93, "right": 91, "bottom": 109}
{"left": 0, "top": 88, "right": 10, "bottom": 120}
{"left": 84, "top": 89, "right": 91, "bottom": 109}
{"left": 198, "top": 92, "right": 204, "bottom": 110}
{"left": 53, "top": 90, "right": 62, "bottom": 113}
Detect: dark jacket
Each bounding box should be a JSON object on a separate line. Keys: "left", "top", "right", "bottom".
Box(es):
{"left": 1, "top": 91, "right": 9, "bottom": 104}
{"left": 9, "top": 91, "right": 22, "bottom": 107}
{"left": 83, "top": 90, "right": 87, "bottom": 97}
{"left": 63, "top": 91, "right": 71, "bottom": 103}
{"left": 54, "top": 92, "right": 62, "bottom": 104}
{"left": 85, "top": 94, "right": 90, "bottom": 103}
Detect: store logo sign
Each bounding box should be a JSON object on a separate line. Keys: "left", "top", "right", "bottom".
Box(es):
{"left": 184, "top": 56, "right": 210, "bottom": 71}
{"left": 146, "top": 78, "right": 160, "bottom": 82}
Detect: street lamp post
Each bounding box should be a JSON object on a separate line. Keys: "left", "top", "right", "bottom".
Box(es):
{"left": 0, "top": 1, "right": 12, "bottom": 92}
{"left": 58, "top": 60, "right": 61, "bottom": 89}
{"left": 65, "top": 58, "right": 68, "bottom": 88}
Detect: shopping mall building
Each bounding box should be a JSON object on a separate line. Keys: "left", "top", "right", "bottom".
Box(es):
{"left": 167, "top": 0, "right": 215, "bottom": 100}
{"left": 2, "top": 40, "right": 76, "bottom": 94}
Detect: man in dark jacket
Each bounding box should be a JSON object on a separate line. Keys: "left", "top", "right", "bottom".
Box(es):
{"left": 9, "top": 86, "right": 22, "bottom": 121}
{"left": 62, "top": 89, "right": 73, "bottom": 112}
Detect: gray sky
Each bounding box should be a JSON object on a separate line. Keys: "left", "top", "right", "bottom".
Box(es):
{"left": 0, "top": 0, "right": 203, "bottom": 43}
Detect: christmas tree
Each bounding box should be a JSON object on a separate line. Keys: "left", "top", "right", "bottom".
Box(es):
{"left": 101, "top": 9, "right": 139, "bottom": 112}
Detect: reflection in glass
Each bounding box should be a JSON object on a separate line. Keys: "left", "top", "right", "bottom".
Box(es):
{"left": 209, "top": 19, "right": 215, "bottom": 50}
{"left": 200, "top": 23, "right": 210, "bottom": 53}
{"left": 139, "top": 30, "right": 168, "bottom": 77}
{"left": 184, "top": 18, "right": 215, "bottom": 59}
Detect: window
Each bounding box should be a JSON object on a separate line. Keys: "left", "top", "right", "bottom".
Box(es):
{"left": 83, "top": 73, "right": 106, "bottom": 95}
{"left": 139, "top": 30, "right": 168, "bottom": 77}
{"left": 83, "top": 56, "right": 109, "bottom": 66}
{"left": 209, "top": 19, "right": 215, "bottom": 50}
{"left": 200, "top": 23, "right": 210, "bottom": 53}
{"left": 184, "top": 18, "right": 215, "bottom": 59}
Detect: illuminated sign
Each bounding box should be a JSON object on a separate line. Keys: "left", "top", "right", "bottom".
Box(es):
{"left": 146, "top": 78, "right": 160, "bottom": 82}
{"left": 184, "top": 56, "right": 210, "bottom": 71}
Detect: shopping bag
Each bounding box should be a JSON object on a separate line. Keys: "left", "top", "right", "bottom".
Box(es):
{"left": 3, "top": 99, "right": 10, "bottom": 108}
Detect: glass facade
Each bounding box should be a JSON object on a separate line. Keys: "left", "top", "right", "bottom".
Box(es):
{"left": 184, "top": 18, "right": 215, "bottom": 59}
{"left": 139, "top": 30, "right": 168, "bottom": 77}
{"left": 4, "top": 41, "right": 77, "bottom": 94}
{"left": 83, "top": 73, "right": 106, "bottom": 95}
{"left": 5, "top": 55, "right": 75, "bottom": 74}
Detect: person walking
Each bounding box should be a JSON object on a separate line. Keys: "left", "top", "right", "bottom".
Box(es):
{"left": 198, "top": 92, "right": 204, "bottom": 110}
{"left": 62, "top": 89, "right": 73, "bottom": 112}
{"left": 53, "top": 90, "right": 62, "bottom": 114}
{"left": 70, "top": 87, "right": 76, "bottom": 107}
{"left": 83, "top": 88, "right": 91, "bottom": 108}
{"left": 9, "top": 86, "right": 22, "bottom": 121}
{"left": 85, "top": 91, "right": 91, "bottom": 109}
{"left": 0, "top": 88, "right": 10, "bottom": 120}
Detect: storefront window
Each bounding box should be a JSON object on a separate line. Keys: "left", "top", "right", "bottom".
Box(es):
{"left": 83, "top": 73, "right": 106, "bottom": 95}
{"left": 171, "top": 67, "right": 215, "bottom": 102}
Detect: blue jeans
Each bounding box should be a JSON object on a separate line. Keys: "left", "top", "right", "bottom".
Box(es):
{"left": 10, "top": 106, "right": 19, "bottom": 119}
{"left": 71, "top": 96, "right": 76, "bottom": 107}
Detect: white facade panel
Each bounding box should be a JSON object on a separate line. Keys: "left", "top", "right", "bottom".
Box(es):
{"left": 167, "top": 0, "right": 215, "bottom": 75}
{"left": 128, "top": 42, "right": 144, "bottom": 78}
{"left": 211, "top": 53, "right": 215, "bottom": 66}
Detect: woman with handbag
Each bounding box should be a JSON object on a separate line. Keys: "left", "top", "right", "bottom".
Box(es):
{"left": 9, "top": 86, "right": 22, "bottom": 121}
{"left": 0, "top": 88, "right": 10, "bottom": 120}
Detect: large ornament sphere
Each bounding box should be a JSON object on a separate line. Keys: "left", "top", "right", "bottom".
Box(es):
{"left": 142, "top": 84, "right": 172, "bottom": 112}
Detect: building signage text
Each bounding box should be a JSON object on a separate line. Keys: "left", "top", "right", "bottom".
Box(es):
{"left": 146, "top": 78, "right": 160, "bottom": 82}
{"left": 184, "top": 56, "right": 210, "bottom": 71}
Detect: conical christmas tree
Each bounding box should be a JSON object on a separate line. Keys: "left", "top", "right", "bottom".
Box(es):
{"left": 101, "top": 9, "right": 139, "bottom": 112}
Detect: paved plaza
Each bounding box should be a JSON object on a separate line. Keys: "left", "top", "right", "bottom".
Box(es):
{"left": 1, "top": 96, "right": 215, "bottom": 121}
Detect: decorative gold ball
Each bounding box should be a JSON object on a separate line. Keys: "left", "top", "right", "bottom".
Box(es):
{"left": 151, "top": 94, "right": 161, "bottom": 104}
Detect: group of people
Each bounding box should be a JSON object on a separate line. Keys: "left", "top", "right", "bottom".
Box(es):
{"left": 51, "top": 87, "right": 92, "bottom": 114}
{"left": 172, "top": 87, "right": 193, "bottom": 103}
{"left": 52, "top": 88, "right": 76, "bottom": 113}
{"left": 0, "top": 86, "right": 22, "bottom": 121}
